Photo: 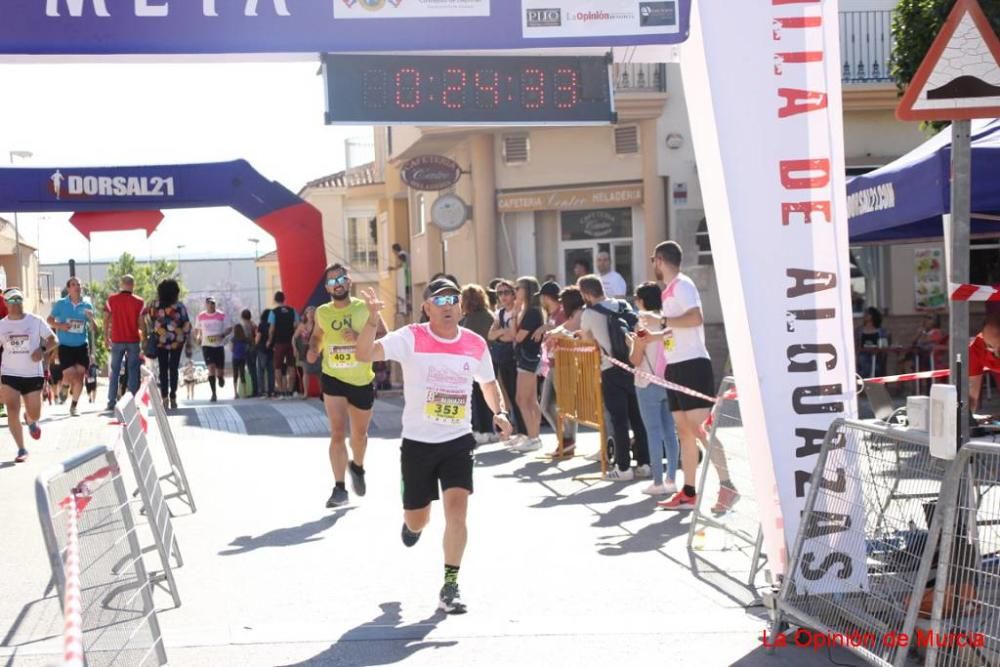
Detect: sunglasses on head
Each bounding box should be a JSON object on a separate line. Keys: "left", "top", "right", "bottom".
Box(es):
{"left": 431, "top": 294, "right": 460, "bottom": 307}
{"left": 327, "top": 275, "right": 349, "bottom": 287}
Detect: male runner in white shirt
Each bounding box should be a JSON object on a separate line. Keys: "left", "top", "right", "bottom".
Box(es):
{"left": 356, "top": 277, "right": 512, "bottom": 615}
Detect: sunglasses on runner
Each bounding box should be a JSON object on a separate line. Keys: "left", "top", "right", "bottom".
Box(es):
{"left": 6, "top": 297, "right": 23, "bottom": 304}
{"left": 496, "top": 289, "right": 514, "bottom": 296}
{"left": 327, "top": 275, "right": 349, "bottom": 287}
{"left": 430, "top": 294, "right": 460, "bottom": 307}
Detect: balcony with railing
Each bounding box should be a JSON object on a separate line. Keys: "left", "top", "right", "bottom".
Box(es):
{"left": 840, "top": 10, "right": 894, "bottom": 84}
{"left": 613, "top": 63, "right": 667, "bottom": 93}
{"left": 613, "top": 63, "right": 668, "bottom": 121}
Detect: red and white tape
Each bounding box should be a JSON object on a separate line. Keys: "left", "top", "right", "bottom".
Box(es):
{"left": 864, "top": 368, "right": 950, "bottom": 384}
{"left": 950, "top": 282, "right": 1000, "bottom": 302}
{"left": 60, "top": 494, "right": 85, "bottom": 667}
{"left": 604, "top": 357, "right": 720, "bottom": 404}
{"left": 56, "top": 465, "right": 118, "bottom": 667}
{"left": 557, "top": 345, "right": 730, "bottom": 404}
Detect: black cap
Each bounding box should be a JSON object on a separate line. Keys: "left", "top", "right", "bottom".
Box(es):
{"left": 539, "top": 281, "right": 562, "bottom": 299}
{"left": 424, "top": 278, "right": 461, "bottom": 300}
{"left": 205, "top": 296, "right": 217, "bottom": 304}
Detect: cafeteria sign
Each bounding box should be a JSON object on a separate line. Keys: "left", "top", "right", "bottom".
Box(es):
{"left": 400, "top": 156, "right": 463, "bottom": 192}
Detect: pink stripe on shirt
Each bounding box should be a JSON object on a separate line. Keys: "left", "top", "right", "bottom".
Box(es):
{"left": 410, "top": 324, "right": 487, "bottom": 358}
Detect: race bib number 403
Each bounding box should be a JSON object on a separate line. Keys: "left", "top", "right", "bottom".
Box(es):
{"left": 327, "top": 345, "right": 357, "bottom": 369}
{"left": 424, "top": 390, "right": 468, "bottom": 425}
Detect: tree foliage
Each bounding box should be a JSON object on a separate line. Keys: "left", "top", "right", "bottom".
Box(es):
{"left": 86, "top": 253, "right": 181, "bottom": 368}
{"left": 892, "top": 0, "right": 1000, "bottom": 89}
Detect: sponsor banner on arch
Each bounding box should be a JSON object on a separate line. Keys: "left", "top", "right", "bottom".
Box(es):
{"left": 334, "top": 0, "right": 490, "bottom": 19}
{"left": 681, "top": 0, "right": 866, "bottom": 593}
{"left": 0, "top": 1, "right": 689, "bottom": 55}
{"left": 522, "top": 0, "right": 681, "bottom": 39}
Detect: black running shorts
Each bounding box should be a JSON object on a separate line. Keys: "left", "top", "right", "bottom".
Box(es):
{"left": 321, "top": 374, "right": 375, "bottom": 411}
{"left": 400, "top": 434, "right": 475, "bottom": 510}
{"left": 665, "top": 357, "right": 716, "bottom": 412}
{"left": 202, "top": 346, "right": 226, "bottom": 370}
{"left": 58, "top": 344, "right": 89, "bottom": 371}
{"left": 2, "top": 375, "right": 45, "bottom": 396}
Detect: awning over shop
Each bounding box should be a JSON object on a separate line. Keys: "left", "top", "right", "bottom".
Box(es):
{"left": 848, "top": 118, "right": 1000, "bottom": 243}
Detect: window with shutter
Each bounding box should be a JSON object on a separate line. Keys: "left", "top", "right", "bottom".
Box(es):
{"left": 696, "top": 218, "right": 713, "bottom": 266}
{"left": 502, "top": 135, "right": 530, "bottom": 165}
{"left": 614, "top": 125, "right": 640, "bottom": 155}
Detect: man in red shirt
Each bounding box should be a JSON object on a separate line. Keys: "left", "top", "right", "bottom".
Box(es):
{"left": 969, "top": 315, "right": 1000, "bottom": 412}
{"left": 104, "top": 274, "right": 146, "bottom": 411}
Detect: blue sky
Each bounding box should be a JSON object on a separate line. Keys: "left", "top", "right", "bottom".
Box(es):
{"left": 0, "top": 60, "right": 370, "bottom": 264}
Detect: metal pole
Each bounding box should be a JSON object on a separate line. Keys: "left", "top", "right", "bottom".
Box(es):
{"left": 12, "top": 211, "right": 20, "bottom": 289}
{"left": 950, "top": 120, "right": 972, "bottom": 444}
{"left": 254, "top": 246, "right": 262, "bottom": 313}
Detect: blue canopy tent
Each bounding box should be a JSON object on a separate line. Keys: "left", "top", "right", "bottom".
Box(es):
{"left": 848, "top": 118, "right": 1000, "bottom": 243}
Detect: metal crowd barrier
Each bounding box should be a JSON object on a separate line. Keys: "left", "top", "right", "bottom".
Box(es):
{"left": 36, "top": 444, "right": 168, "bottom": 666}
{"left": 925, "top": 439, "right": 1000, "bottom": 666}
{"left": 116, "top": 391, "right": 184, "bottom": 608}
{"left": 141, "top": 368, "right": 197, "bottom": 513}
{"left": 774, "top": 419, "right": 953, "bottom": 666}
{"left": 551, "top": 337, "right": 608, "bottom": 477}
{"left": 687, "top": 377, "right": 767, "bottom": 588}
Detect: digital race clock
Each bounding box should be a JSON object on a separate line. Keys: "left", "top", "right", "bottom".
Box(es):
{"left": 323, "top": 54, "right": 615, "bottom": 125}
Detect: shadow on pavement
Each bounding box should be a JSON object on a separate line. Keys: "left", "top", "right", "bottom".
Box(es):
{"left": 596, "top": 510, "right": 689, "bottom": 556}
{"left": 0, "top": 592, "right": 61, "bottom": 653}
{"left": 219, "top": 508, "right": 355, "bottom": 555}
{"left": 530, "top": 483, "right": 627, "bottom": 509}
{"left": 282, "top": 601, "right": 455, "bottom": 667}
{"left": 472, "top": 446, "right": 520, "bottom": 467}
{"left": 494, "top": 459, "right": 596, "bottom": 485}
{"left": 730, "top": 642, "right": 860, "bottom": 666}
{"left": 590, "top": 498, "right": 659, "bottom": 529}
{"left": 0, "top": 462, "right": 15, "bottom": 471}
{"left": 687, "top": 550, "right": 765, "bottom": 609}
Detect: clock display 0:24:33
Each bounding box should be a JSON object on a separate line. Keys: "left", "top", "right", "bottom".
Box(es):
{"left": 363, "top": 64, "right": 585, "bottom": 112}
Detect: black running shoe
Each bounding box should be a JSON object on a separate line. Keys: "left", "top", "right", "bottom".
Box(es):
{"left": 218, "top": 376, "right": 225, "bottom": 388}
{"left": 401, "top": 523, "right": 422, "bottom": 547}
{"left": 325, "top": 486, "right": 349, "bottom": 508}
{"left": 438, "top": 583, "right": 467, "bottom": 614}
{"left": 349, "top": 461, "right": 367, "bottom": 497}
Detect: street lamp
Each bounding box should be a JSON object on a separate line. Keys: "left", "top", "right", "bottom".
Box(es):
{"left": 9, "top": 150, "right": 32, "bottom": 290}
{"left": 176, "top": 244, "right": 185, "bottom": 280}
{"left": 248, "top": 238, "right": 262, "bottom": 313}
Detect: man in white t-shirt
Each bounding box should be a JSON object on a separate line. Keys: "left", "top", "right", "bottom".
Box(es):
{"left": 0, "top": 288, "right": 57, "bottom": 462}
{"left": 195, "top": 297, "right": 231, "bottom": 402}
{"left": 597, "top": 250, "right": 628, "bottom": 298}
{"left": 646, "top": 241, "right": 738, "bottom": 514}
{"left": 355, "top": 277, "right": 512, "bottom": 615}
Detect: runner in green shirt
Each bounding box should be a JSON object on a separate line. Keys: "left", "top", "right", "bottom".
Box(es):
{"left": 308, "top": 264, "right": 378, "bottom": 508}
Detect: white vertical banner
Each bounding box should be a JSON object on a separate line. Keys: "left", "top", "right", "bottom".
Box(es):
{"left": 681, "top": 0, "right": 866, "bottom": 592}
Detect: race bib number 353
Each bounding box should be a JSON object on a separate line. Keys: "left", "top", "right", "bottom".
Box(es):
{"left": 424, "top": 390, "right": 467, "bottom": 425}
